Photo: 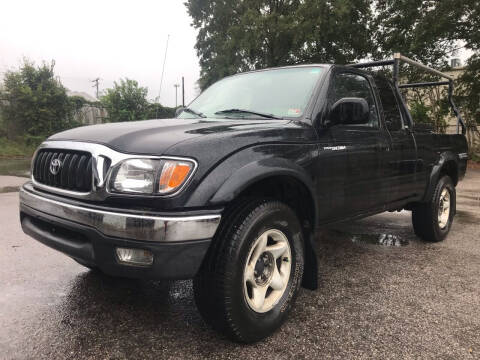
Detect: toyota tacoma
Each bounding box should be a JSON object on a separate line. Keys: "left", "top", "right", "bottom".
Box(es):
{"left": 19, "top": 54, "right": 468, "bottom": 342}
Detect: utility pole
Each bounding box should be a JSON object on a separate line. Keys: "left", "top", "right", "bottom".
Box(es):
{"left": 182, "top": 76, "right": 185, "bottom": 106}
{"left": 174, "top": 84, "right": 180, "bottom": 108}
{"left": 91, "top": 78, "right": 100, "bottom": 99}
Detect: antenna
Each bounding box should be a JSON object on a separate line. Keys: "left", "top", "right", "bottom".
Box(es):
{"left": 157, "top": 35, "right": 170, "bottom": 103}
{"left": 156, "top": 34, "right": 170, "bottom": 118}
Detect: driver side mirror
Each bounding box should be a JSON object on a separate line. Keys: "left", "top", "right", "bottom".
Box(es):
{"left": 175, "top": 106, "right": 185, "bottom": 117}
{"left": 329, "top": 97, "right": 369, "bottom": 126}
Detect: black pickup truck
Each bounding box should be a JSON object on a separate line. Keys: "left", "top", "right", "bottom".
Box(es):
{"left": 20, "top": 55, "right": 468, "bottom": 343}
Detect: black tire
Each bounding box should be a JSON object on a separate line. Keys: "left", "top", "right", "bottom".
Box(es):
{"left": 194, "top": 198, "right": 304, "bottom": 343}
{"left": 412, "top": 175, "right": 456, "bottom": 242}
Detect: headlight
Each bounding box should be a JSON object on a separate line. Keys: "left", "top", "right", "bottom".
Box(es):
{"left": 110, "top": 158, "right": 195, "bottom": 195}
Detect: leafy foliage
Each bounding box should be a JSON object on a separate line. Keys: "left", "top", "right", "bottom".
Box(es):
{"left": 409, "top": 101, "right": 431, "bottom": 125}
{"left": 100, "top": 79, "right": 150, "bottom": 122}
{"left": 147, "top": 103, "right": 175, "bottom": 119}
{"left": 373, "top": 0, "right": 457, "bottom": 65}
{"left": 186, "top": 0, "right": 480, "bottom": 157}
{"left": 457, "top": 54, "right": 480, "bottom": 126}
{"left": 100, "top": 79, "right": 175, "bottom": 122}
{"left": 456, "top": 54, "right": 480, "bottom": 154}
{"left": 0, "top": 59, "right": 81, "bottom": 141}
{"left": 371, "top": 0, "right": 480, "bottom": 142}
{"left": 186, "top": 0, "right": 375, "bottom": 89}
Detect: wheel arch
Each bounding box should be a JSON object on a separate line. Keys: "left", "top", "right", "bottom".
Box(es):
{"left": 209, "top": 159, "right": 319, "bottom": 290}
{"left": 423, "top": 151, "right": 459, "bottom": 202}
{"left": 209, "top": 159, "right": 318, "bottom": 229}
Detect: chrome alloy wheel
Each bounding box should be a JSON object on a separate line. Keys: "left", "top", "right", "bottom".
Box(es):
{"left": 438, "top": 188, "right": 451, "bottom": 229}
{"left": 243, "top": 229, "right": 292, "bottom": 313}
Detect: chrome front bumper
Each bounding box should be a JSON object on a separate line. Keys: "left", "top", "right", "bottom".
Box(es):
{"left": 19, "top": 185, "right": 221, "bottom": 243}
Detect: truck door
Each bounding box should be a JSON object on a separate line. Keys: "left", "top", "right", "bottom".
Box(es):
{"left": 374, "top": 76, "right": 418, "bottom": 205}
{"left": 325, "top": 71, "right": 389, "bottom": 217}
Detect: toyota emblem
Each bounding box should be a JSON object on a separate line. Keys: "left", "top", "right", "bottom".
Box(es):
{"left": 49, "top": 158, "right": 62, "bottom": 175}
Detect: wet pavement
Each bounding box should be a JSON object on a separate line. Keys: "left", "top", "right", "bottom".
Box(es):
{"left": 1, "top": 171, "right": 479, "bottom": 359}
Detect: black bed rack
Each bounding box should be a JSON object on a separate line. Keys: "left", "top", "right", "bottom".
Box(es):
{"left": 348, "top": 53, "right": 466, "bottom": 135}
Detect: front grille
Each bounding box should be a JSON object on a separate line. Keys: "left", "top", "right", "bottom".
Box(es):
{"left": 33, "top": 149, "right": 93, "bottom": 192}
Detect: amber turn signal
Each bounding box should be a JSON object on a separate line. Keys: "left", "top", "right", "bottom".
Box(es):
{"left": 158, "top": 160, "right": 193, "bottom": 194}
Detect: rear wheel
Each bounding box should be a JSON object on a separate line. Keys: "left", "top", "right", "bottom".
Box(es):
{"left": 412, "top": 175, "right": 455, "bottom": 242}
{"left": 194, "top": 199, "right": 304, "bottom": 343}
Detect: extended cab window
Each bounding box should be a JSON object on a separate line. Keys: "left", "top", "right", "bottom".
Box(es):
{"left": 332, "top": 73, "right": 379, "bottom": 128}
{"left": 374, "top": 76, "right": 403, "bottom": 131}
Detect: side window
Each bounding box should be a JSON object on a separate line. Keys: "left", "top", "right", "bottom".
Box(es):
{"left": 332, "top": 73, "right": 379, "bottom": 128}
{"left": 374, "top": 77, "right": 403, "bottom": 131}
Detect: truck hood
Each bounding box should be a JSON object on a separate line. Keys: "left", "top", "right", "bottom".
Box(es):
{"left": 48, "top": 118, "right": 315, "bottom": 156}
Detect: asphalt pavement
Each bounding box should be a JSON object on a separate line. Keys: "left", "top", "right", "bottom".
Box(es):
{"left": 0, "top": 171, "right": 479, "bottom": 359}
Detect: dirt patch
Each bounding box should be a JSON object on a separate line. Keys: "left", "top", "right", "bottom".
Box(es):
{"left": 0, "top": 186, "right": 20, "bottom": 193}
{"left": 468, "top": 161, "right": 480, "bottom": 170}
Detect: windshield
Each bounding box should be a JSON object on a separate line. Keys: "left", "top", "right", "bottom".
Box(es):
{"left": 179, "top": 67, "right": 324, "bottom": 119}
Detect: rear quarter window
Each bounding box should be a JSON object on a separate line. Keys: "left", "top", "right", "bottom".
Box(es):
{"left": 375, "top": 77, "right": 403, "bottom": 131}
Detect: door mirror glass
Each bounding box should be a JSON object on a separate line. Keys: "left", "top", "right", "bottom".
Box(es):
{"left": 329, "top": 97, "right": 369, "bottom": 125}
{"left": 175, "top": 106, "right": 185, "bottom": 117}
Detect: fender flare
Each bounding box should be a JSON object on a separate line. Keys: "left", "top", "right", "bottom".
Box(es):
{"left": 209, "top": 158, "right": 318, "bottom": 224}
{"left": 423, "top": 151, "right": 458, "bottom": 201}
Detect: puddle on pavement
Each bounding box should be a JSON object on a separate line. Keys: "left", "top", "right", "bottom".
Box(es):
{"left": 455, "top": 210, "right": 480, "bottom": 225}
{"left": 351, "top": 233, "right": 409, "bottom": 247}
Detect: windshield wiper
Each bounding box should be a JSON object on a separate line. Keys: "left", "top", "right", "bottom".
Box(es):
{"left": 214, "top": 108, "right": 282, "bottom": 119}
{"left": 182, "top": 107, "right": 206, "bottom": 118}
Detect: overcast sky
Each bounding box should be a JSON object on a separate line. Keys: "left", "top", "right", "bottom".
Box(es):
{"left": 0, "top": 0, "right": 201, "bottom": 107}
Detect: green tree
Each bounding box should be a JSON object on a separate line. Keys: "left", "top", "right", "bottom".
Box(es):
{"left": 456, "top": 54, "right": 480, "bottom": 154}
{"left": 101, "top": 79, "right": 176, "bottom": 121}
{"left": 186, "top": 0, "right": 375, "bottom": 89}
{"left": 373, "top": 0, "right": 458, "bottom": 65}
{"left": 373, "top": 0, "right": 480, "bottom": 141}
{"left": 409, "top": 101, "right": 431, "bottom": 125}
{"left": 457, "top": 55, "right": 480, "bottom": 126}
{"left": 100, "top": 78, "right": 150, "bottom": 122}
{"left": 0, "top": 59, "right": 79, "bottom": 141}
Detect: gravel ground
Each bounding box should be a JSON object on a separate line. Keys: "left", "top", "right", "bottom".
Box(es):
{"left": 0, "top": 171, "right": 479, "bottom": 359}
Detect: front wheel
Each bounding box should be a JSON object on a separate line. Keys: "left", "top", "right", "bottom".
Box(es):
{"left": 412, "top": 175, "right": 456, "bottom": 242}
{"left": 194, "top": 199, "right": 304, "bottom": 343}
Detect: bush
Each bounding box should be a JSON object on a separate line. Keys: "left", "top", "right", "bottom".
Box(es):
{"left": 0, "top": 59, "right": 81, "bottom": 139}
{"left": 0, "top": 136, "right": 38, "bottom": 157}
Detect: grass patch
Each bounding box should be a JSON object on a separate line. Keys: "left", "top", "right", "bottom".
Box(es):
{"left": 0, "top": 137, "right": 38, "bottom": 158}
{"left": 470, "top": 152, "right": 480, "bottom": 163}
